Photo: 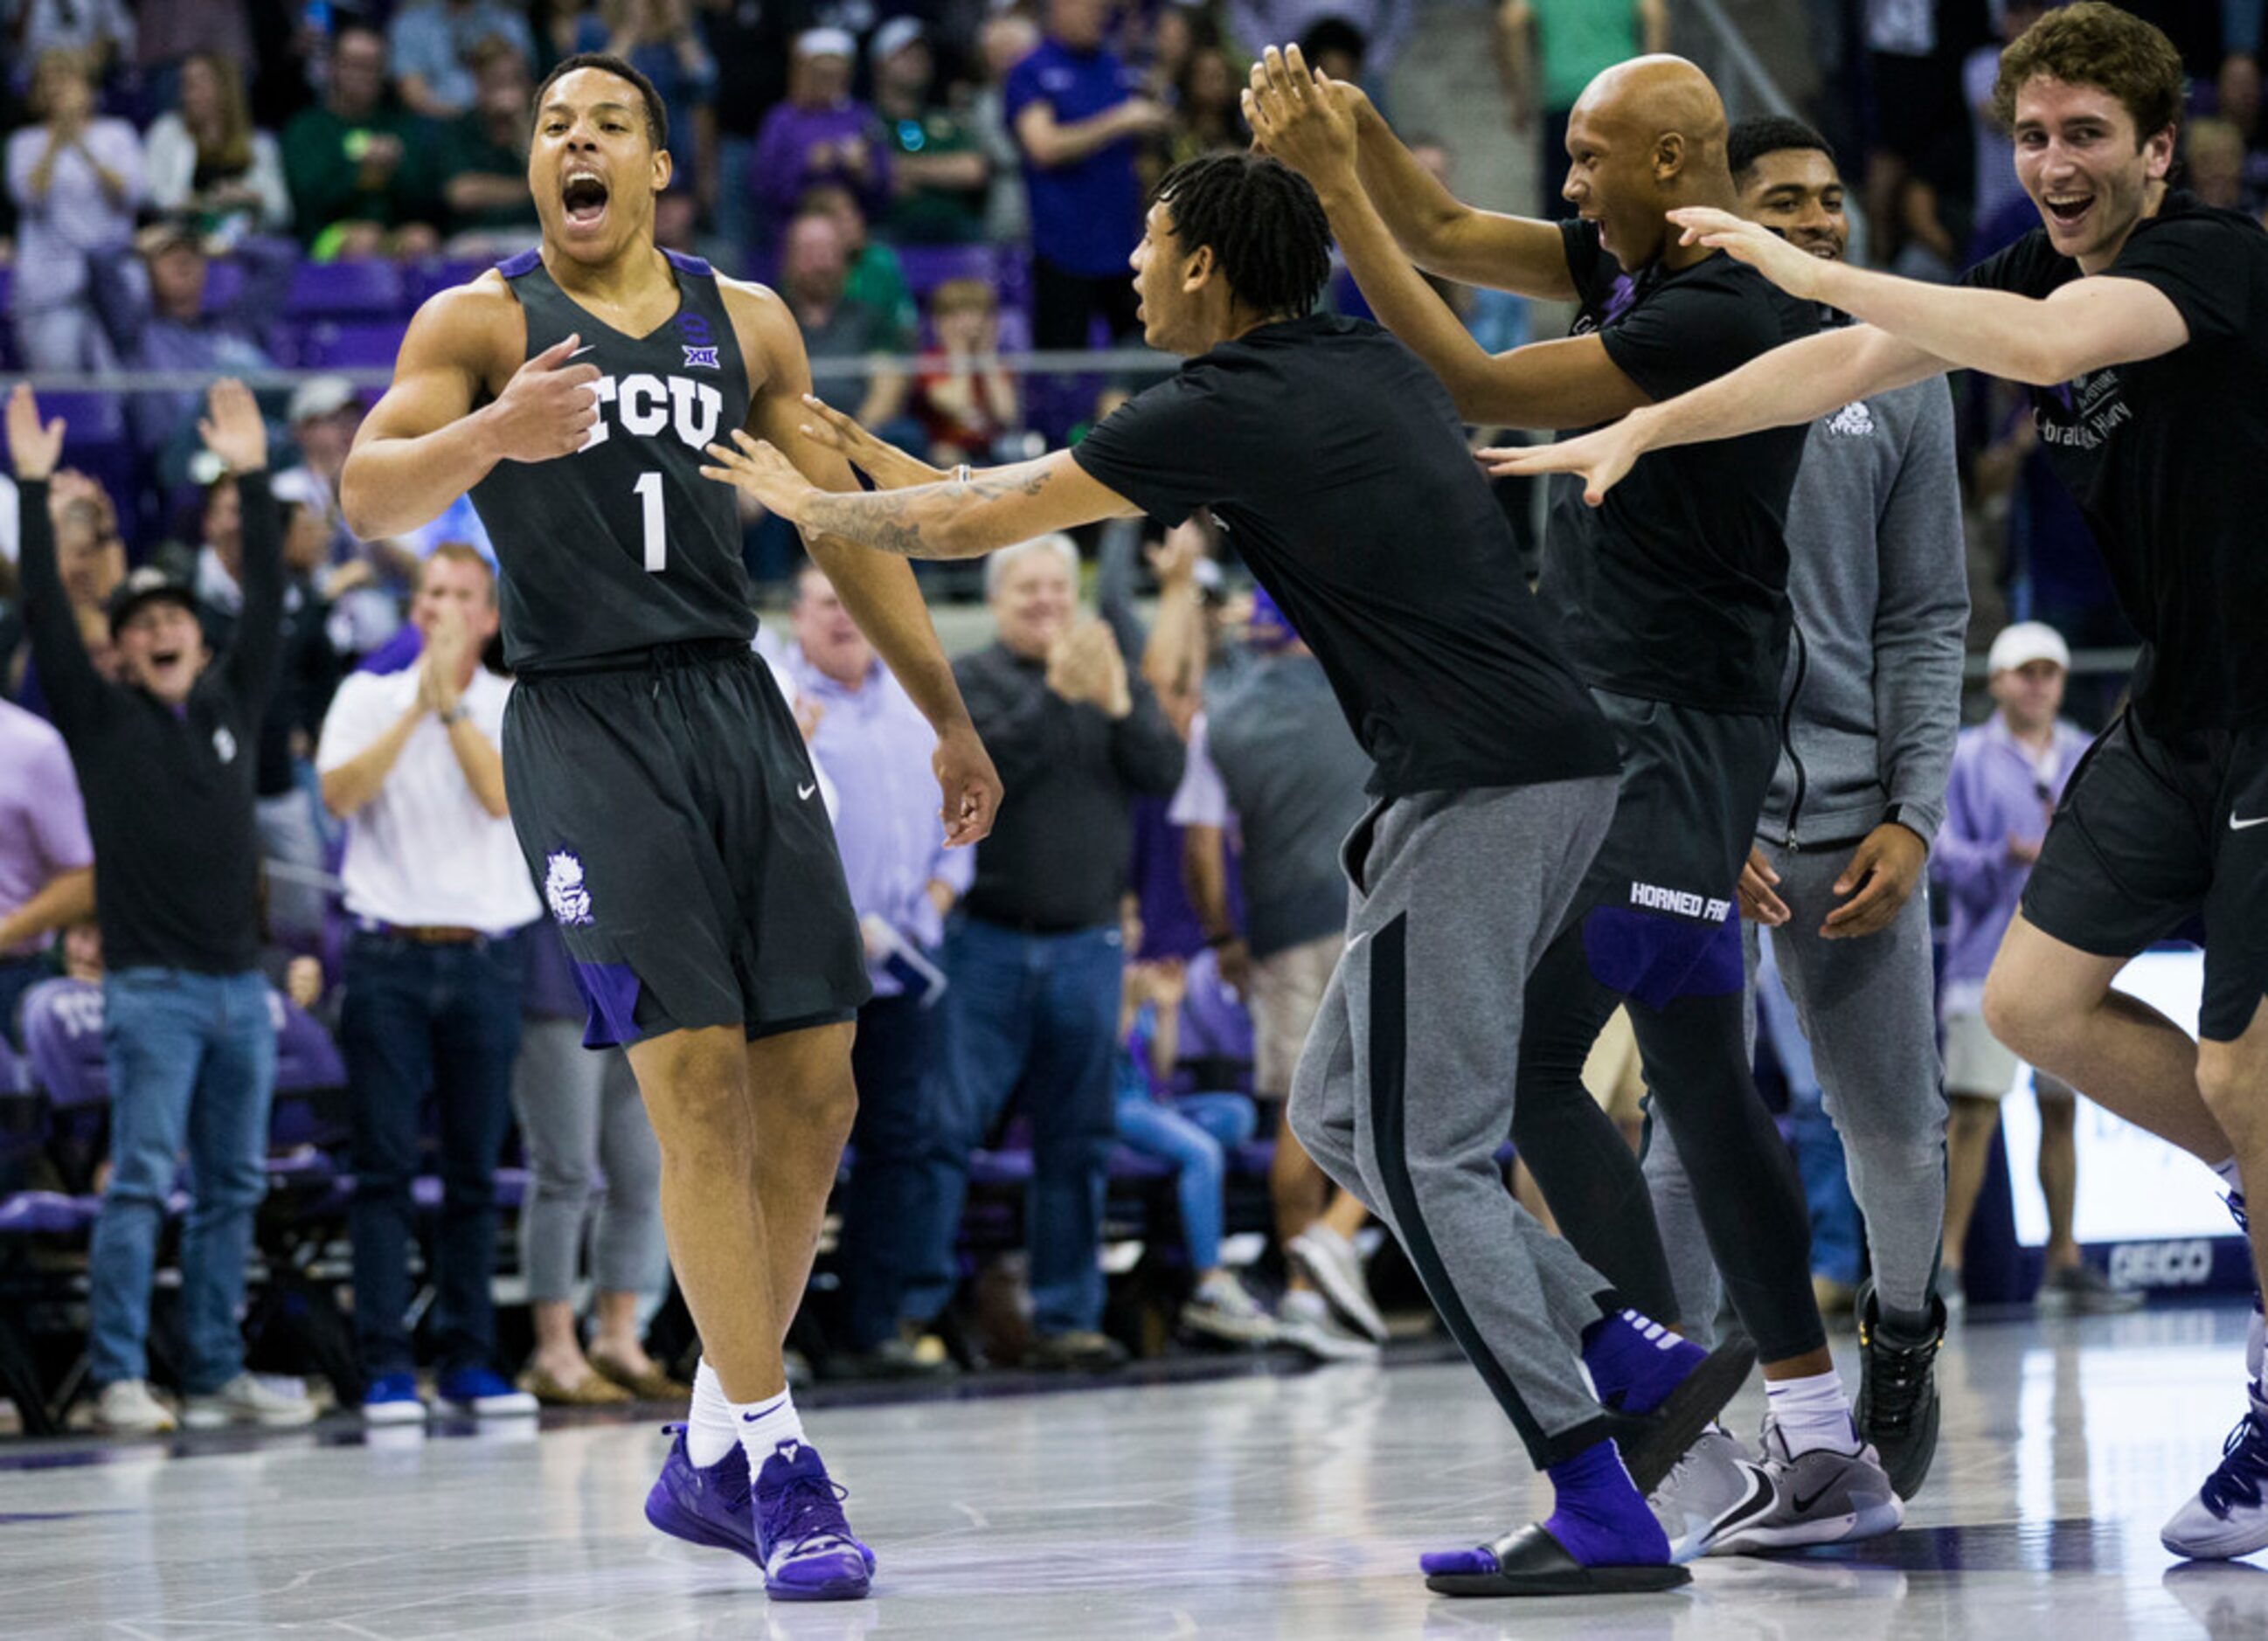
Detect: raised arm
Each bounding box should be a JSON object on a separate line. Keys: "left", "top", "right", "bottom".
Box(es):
{"left": 1330, "top": 63, "right": 1574, "bottom": 299}
{"left": 5, "top": 388, "right": 109, "bottom": 737}
{"left": 199, "top": 382, "right": 286, "bottom": 711}
{"left": 340, "top": 280, "right": 598, "bottom": 539}
{"left": 1668, "top": 206, "right": 2191, "bottom": 384}
{"left": 732, "top": 283, "right": 1002, "bottom": 845}
{"left": 1014, "top": 96, "right": 1169, "bottom": 170}
{"left": 1247, "top": 49, "right": 1632, "bottom": 426}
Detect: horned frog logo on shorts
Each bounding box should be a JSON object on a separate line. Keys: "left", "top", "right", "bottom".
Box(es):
{"left": 544, "top": 849, "right": 593, "bottom": 928}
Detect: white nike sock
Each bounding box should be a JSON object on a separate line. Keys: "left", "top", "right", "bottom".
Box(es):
{"left": 733, "top": 1384, "right": 807, "bottom": 1472}
{"left": 1766, "top": 1370, "right": 1856, "bottom": 1458}
{"left": 687, "top": 1360, "right": 739, "bottom": 1467}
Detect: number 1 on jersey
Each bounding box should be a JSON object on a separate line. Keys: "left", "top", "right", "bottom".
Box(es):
{"left": 634, "top": 470, "right": 666, "bottom": 572}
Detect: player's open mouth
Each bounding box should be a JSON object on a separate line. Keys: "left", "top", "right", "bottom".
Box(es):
{"left": 563, "top": 170, "right": 610, "bottom": 228}
{"left": 2043, "top": 191, "right": 2092, "bottom": 228}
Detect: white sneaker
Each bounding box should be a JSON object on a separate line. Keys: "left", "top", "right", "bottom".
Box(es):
{"left": 182, "top": 1373, "right": 319, "bottom": 1430}
{"left": 1276, "top": 1289, "right": 1381, "bottom": 1362}
{"left": 1647, "top": 1427, "right": 1774, "bottom": 1561}
{"left": 2164, "top": 1403, "right": 2268, "bottom": 1561}
{"left": 1711, "top": 1415, "right": 1904, "bottom": 1553}
{"left": 1288, "top": 1226, "right": 1390, "bottom": 1343}
{"left": 93, "top": 1378, "right": 177, "bottom": 1436}
{"left": 1181, "top": 1273, "right": 1280, "bottom": 1347}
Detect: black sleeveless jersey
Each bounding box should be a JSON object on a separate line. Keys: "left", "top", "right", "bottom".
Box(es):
{"left": 469, "top": 248, "right": 757, "bottom": 670}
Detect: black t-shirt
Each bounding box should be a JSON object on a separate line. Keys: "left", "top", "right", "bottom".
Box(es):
{"left": 1072, "top": 314, "right": 1619, "bottom": 798}
{"left": 1541, "top": 221, "right": 1817, "bottom": 714}
{"left": 1960, "top": 190, "right": 2268, "bottom": 736}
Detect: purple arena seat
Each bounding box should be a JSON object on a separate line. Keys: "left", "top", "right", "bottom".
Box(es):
{"left": 284, "top": 319, "right": 411, "bottom": 370}
{"left": 0, "top": 1191, "right": 98, "bottom": 1236}
{"left": 898, "top": 244, "right": 998, "bottom": 297}
{"left": 284, "top": 259, "right": 406, "bottom": 319}
{"left": 405, "top": 258, "right": 494, "bottom": 306}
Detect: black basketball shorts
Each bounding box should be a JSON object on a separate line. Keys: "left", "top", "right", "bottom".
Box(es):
{"left": 502, "top": 641, "right": 870, "bottom": 1049}
{"left": 1564, "top": 689, "right": 1780, "bottom": 1010}
{"left": 2022, "top": 710, "right": 2268, "bottom": 1043}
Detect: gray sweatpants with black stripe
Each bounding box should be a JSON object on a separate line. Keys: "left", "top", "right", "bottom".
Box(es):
{"left": 1288, "top": 776, "right": 1624, "bottom": 1467}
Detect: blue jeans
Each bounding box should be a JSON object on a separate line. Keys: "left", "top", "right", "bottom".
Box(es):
{"left": 1114, "top": 1090, "right": 1256, "bottom": 1271}
{"left": 836, "top": 989, "right": 945, "bottom": 1351}
{"left": 1756, "top": 936, "right": 1862, "bottom": 1290}
{"left": 342, "top": 931, "right": 526, "bottom": 1378}
{"left": 87, "top": 969, "right": 275, "bottom": 1392}
{"left": 910, "top": 917, "right": 1123, "bottom": 1337}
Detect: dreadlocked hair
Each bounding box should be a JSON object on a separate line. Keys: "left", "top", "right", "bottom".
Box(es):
{"left": 1154, "top": 151, "right": 1333, "bottom": 319}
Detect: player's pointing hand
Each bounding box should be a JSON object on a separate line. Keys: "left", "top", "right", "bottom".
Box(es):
{"left": 701, "top": 428, "right": 818, "bottom": 522}
{"left": 1666, "top": 207, "right": 1828, "bottom": 302}
{"left": 1478, "top": 413, "right": 1653, "bottom": 507}
{"left": 798, "top": 395, "right": 943, "bottom": 490}
{"left": 482, "top": 332, "right": 603, "bottom": 463}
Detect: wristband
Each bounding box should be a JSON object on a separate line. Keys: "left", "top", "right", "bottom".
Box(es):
{"left": 954, "top": 463, "right": 973, "bottom": 486}
{"left": 438, "top": 702, "right": 471, "bottom": 727}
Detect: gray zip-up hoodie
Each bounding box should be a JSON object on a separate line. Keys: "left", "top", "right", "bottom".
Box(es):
{"left": 1756, "top": 368, "right": 1967, "bottom": 850}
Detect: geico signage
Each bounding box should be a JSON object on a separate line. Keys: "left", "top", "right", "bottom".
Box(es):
{"left": 2106, "top": 1240, "right": 2213, "bottom": 1289}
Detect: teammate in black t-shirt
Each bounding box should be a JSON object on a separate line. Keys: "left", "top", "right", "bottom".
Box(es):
{"left": 1248, "top": 47, "right": 1908, "bottom": 1552}
{"left": 705, "top": 149, "right": 1759, "bottom": 1600}
{"left": 337, "top": 52, "right": 1000, "bottom": 1602}
{"left": 1502, "top": 3, "right": 2268, "bottom": 1562}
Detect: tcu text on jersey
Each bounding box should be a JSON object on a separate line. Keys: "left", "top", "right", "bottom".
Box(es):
{"left": 578, "top": 371, "right": 725, "bottom": 454}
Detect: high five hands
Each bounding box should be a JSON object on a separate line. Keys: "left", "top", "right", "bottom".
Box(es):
{"left": 1241, "top": 45, "right": 1361, "bottom": 188}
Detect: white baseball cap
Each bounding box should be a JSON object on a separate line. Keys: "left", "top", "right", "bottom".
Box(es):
{"left": 872, "top": 17, "right": 926, "bottom": 62}
{"left": 1987, "top": 620, "right": 2070, "bottom": 675}
{"left": 794, "top": 26, "right": 857, "bottom": 60}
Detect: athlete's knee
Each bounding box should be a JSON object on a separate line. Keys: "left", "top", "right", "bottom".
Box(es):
{"left": 631, "top": 1035, "right": 753, "bottom": 1151}
{"left": 2196, "top": 1035, "right": 2268, "bottom": 1134}
{"left": 1980, "top": 965, "right": 2054, "bottom": 1061}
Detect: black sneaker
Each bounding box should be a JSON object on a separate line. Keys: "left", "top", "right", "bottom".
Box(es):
{"left": 1854, "top": 1277, "right": 1944, "bottom": 1500}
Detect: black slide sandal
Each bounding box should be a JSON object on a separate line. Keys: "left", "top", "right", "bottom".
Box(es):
{"left": 1425, "top": 1525, "right": 1691, "bottom": 1597}
{"left": 1615, "top": 1336, "right": 1759, "bottom": 1495}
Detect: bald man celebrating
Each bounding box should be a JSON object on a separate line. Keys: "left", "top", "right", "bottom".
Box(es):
{"left": 1252, "top": 49, "right": 1902, "bottom": 1556}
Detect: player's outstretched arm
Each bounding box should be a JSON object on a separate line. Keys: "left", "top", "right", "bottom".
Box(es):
{"left": 340, "top": 281, "right": 600, "bottom": 540}
{"left": 1669, "top": 206, "right": 2191, "bottom": 384}
{"left": 1247, "top": 48, "right": 1629, "bottom": 428}
{"left": 735, "top": 287, "right": 1003, "bottom": 844}
{"left": 704, "top": 433, "right": 1137, "bottom": 562}
{"left": 1321, "top": 54, "right": 1574, "bottom": 300}
{"left": 1484, "top": 322, "right": 1945, "bottom": 502}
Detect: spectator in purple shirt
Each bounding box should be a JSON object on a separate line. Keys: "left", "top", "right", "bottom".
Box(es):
{"left": 1932, "top": 622, "right": 2124, "bottom": 1315}
{"left": 788, "top": 563, "right": 973, "bottom": 1380}
{"left": 87, "top": 218, "right": 296, "bottom": 486}
{"left": 5, "top": 48, "right": 143, "bottom": 373}
{"left": 1007, "top": 0, "right": 1170, "bottom": 350}
{"left": 751, "top": 29, "right": 890, "bottom": 253}
{"left": 0, "top": 696, "right": 95, "bottom": 1044}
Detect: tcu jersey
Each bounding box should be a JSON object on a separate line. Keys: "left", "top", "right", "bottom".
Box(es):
{"left": 470, "top": 248, "right": 756, "bottom": 671}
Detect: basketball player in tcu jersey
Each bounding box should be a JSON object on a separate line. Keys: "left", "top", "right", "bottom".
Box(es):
{"left": 340, "top": 54, "right": 1000, "bottom": 1602}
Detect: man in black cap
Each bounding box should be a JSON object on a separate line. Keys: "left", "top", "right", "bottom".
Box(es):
{"left": 6, "top": 378, "right": 315, "bottom": 1437}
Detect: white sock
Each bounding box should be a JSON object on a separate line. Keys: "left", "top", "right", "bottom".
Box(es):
{"left": 733, "top": 1384, "right": 807, "bottom": 1470}
{"left": 1765, "top": 1370, "right": 1855, "bottom": 1458}
{"left": 2216, "top": 1157, "right": 2244, "bottom": 1196}
{"left": 688, "top": 1360, "right": 739, "bottom": 1467}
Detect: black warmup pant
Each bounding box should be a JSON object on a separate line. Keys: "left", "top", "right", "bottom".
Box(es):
{"left": 1032, "top": 255, "right": 1141, "bottom": 352}
{"left": 1508, "top": 690, "right": 1826, "bottom": 1368}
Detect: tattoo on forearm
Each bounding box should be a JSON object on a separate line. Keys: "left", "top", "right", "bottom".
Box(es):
{"left": 801, "top": 463, "right": 1051, "bottom": 559}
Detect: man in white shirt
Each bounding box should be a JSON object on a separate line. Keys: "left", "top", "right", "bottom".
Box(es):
{"left": 318, "top": 544, "right": 543, "bottom": 1423}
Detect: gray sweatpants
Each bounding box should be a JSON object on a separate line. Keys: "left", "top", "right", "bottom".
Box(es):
{"left": 510, "top": 1019, "right": 667, "bottom": 1302}
{"left": 1289, "top": 776, "right": 1624, "bottom": 1467}
{"left": 1647, "top": 838, "right": 1947, "bottom": 1332}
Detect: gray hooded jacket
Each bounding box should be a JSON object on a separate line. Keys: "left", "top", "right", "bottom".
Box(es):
{"left": 1757, "top": 370, "right": 1967, "bottom": 850}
